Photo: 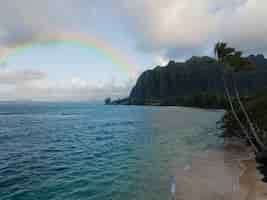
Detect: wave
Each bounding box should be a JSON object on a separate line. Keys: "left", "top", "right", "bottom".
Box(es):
{"left": 60, "top": 112, "right": 80, "bottom": 116}
{"left": 0, "top": 112, "right": 27, "bottom": 115}
{"left": 101, "top": 120, "right": 141, "bottom": 128}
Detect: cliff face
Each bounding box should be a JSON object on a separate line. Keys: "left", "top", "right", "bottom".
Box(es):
{"left": 128, "top": 55, "right": 267, "bottom": 106}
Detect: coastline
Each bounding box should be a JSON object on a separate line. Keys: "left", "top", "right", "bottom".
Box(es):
{"left": 175, "top": 138, "right": 267, "bottom": 199}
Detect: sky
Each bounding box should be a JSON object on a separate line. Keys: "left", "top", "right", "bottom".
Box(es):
{"left": 0, "top": 0, "right": 267, "bottom": 101}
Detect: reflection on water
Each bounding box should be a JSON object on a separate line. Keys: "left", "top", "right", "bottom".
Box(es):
{"left": 175, "top": 139, "right": 267, "bottom": 200}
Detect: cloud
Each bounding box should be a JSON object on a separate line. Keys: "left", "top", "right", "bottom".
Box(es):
{"left": 115, "top": 0, "right": 267, "bottom": 58}
{"left": 0, "top": 68, "right": 45, "bottom": 84}
{"left": 154, "top": 55, "right": 169, "bottom": 66}
{"left": 0, "top": 0, "right": 98, "bottom": 47}
{"left": 0, "top": 68, "right": 132, "bottom": 101}
{"left": 115, "top": 0, "right": 219, "bottom": 58}
{"left": 218, "top": 0, "right": 267, "bottom": 55}
{"left": 0, "top": 0, "right": 266, "bottom": 59}
{"left": 13, "top": 79, "right": 132, "bottom": 101}
{"left": 0, "top": 0, "right": 266, "bottom": 56}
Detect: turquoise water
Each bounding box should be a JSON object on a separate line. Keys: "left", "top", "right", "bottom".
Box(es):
{"left": 0, "top": 103, "right": 224, "bottom": 200}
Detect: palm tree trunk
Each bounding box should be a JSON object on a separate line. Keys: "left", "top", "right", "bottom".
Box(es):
{"left": 222, "top": 75, "right": 259, "bottom": 152}
{"left": 232, "top": 77, "right": 266, "bottom": 151}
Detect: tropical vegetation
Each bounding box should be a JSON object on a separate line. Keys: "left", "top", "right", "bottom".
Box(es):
{"left": 214, "top": 42, "right": 267, "bottom": 153}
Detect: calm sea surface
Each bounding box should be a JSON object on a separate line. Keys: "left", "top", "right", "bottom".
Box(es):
{"left": 0, "top": 103, "right": 224, "bottom": 200}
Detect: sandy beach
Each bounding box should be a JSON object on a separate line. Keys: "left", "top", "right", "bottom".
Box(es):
{"left": 175, "top": 138, "right": 267, "bottom": 200}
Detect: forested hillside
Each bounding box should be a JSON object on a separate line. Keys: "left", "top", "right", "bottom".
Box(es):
{"left": 123, "top": 54, "right": 267, "bottom": 108}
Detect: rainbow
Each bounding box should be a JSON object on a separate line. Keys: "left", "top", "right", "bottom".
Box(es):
{"left": 0, "top": 32, "right": 138, "bottom": 78}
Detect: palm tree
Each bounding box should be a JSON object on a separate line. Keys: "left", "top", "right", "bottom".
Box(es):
{"left": 214, "top": 42, "right": 261, "bottom": 152}
{"left": 228, "top": 55, "right": 266, "bottom": 151}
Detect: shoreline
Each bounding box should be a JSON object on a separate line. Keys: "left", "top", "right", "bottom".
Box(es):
{"left": 175, "top": 138, "right": 267, "bottom": 199}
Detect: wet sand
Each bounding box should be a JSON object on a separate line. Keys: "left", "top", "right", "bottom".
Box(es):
{"left": 175, "top": 139, "right": 267, "bottom": 200}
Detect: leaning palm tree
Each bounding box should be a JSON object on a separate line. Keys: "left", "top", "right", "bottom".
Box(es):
{"left": 214, "top": 42, "right": 261, "bottom": 152}
{"left": 227, "top": 52, "right": 266, "bottom": 151}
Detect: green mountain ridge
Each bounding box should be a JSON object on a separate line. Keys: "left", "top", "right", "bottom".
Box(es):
{"left": 108, "top": 55, "right": 267, "bottom": 108}
{"left": 110, "top": 54, "right": 267, "bottom": 108}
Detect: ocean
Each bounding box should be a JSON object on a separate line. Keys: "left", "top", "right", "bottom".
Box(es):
{"left": 0, "top": 102, "right": 224, "bottom": 200}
